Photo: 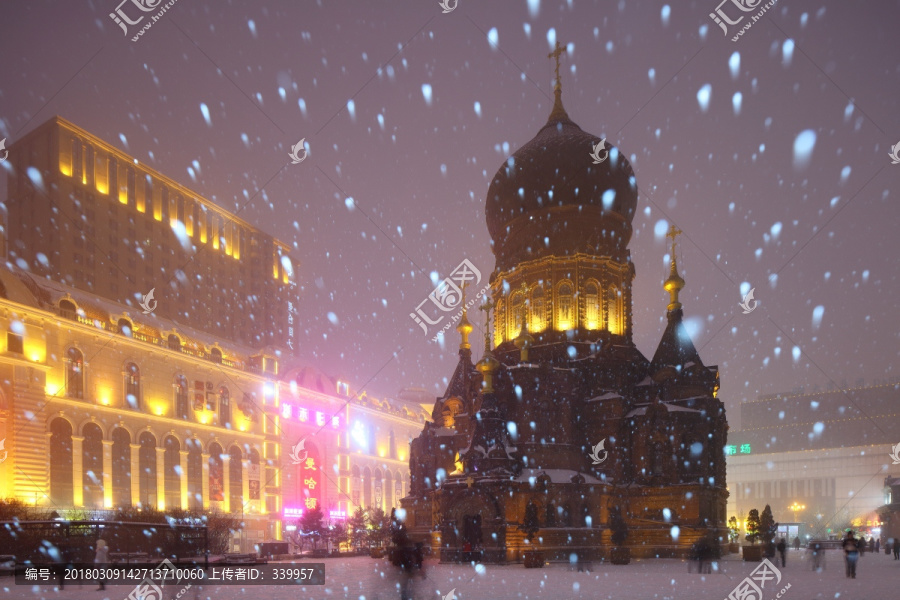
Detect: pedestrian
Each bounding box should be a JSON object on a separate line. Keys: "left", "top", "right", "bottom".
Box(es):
{"left": 792, "top": 536, "right": 800, "bottom": 551}
{"left": 811, "top": 541, "right": 824, "bottom": 572}
{"left": 776, "top": 538, "right": 786, "bottom": 567}
{"left": 94, "top": 539, "right": 109, "bottom": 591}
{"left": 875, "top": 538, "right": 880, "bottom": 553}
{"left": 859, "top": 536, "right": 866, "bottom": 556}
{"left": 842, "top": 530, "right": 859, "bottom": 579}
{"left": 893, "top": 538, "right": 900, "bottom": 560}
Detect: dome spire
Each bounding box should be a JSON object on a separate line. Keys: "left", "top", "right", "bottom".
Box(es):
{"left": 456, "top": 281, "right": 473, "bottom": 351}
{"left": 663, "top": 225, "right": 685, "bottom": 311}
{"left": 547, "top": 40, "right": 571, "bottom": 123}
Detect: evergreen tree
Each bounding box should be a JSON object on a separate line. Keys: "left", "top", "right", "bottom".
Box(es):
{"left": 609, "top": 505, "right": 629, "bottom": 546}
{"left": 745, "top": 508, "right": 761, "bottom": 544}
{"left": 521, "top": 502, "right": 541, "bottom": 543}
{"left": 299, "top": 505, "right": 326, "bottom": 550}
{"left": 348, "top": 507, "right": 368, "bottom": 550}
{"left": 367, "top": 507, "right": 390, "bottom": 548}
{"left": 760, "top": 504, "right": 779, "bottom": 547}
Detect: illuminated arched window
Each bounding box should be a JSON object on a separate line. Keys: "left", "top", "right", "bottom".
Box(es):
{"left": 164, "top": 436, "right": 181, "bottom": 509}
{"left": 530, "top": 286, "right": 545, "bottom": 332}
{"left": 82, "top": 423, "right": 104, "bottom": 509}
{"left": 608, "top": 286, "right": 623, "bottom": 335}
{"left": 509, "top": 291, "right": 524, "bottom": 339}
{"left": 49, "top": 418, "right": 73, "bottom": 506}
{"left": 174, "top": 375, "right": 189, "bottom": 420}
{"left": 557, "top": 282, "right": 575, "bottom": 330}
{"left": 584, "top": 281, "right": 600, "bottom": 330}
{"left": 138, "top": 431, "right": 157, "bottom": 508}
{"left": 493, "top": 298, "right": 505, "bottom": 344}
{"left": 66, "top": 347, "right": 85, "bottom": 399}
{"left": 124, "top": 363, "right": 141, "bottom": 409}
{"left": 218, "top": 386, "right": 231, "bottom": 427}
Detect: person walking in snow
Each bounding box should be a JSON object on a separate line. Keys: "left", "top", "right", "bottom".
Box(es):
{"left": 94, "top": 539, "right": 109, "bottom": 591}
{"left": 875, "top": 538, "right": 880, "bottom": 553}
{"left": 776, "top": 538, "right": 786, "bottom": 567}
{"left": 842, "top": 530, "right": 859, "bottom": 579}
{"left": 894, "top": 538, "right": 900, "bottom": 560}
{"left": 792, "top": 536, "right": 800, "bottom": 551}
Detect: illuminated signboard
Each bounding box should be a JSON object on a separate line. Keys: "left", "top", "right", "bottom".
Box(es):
{"left": 280, "top": 404, "right": 340, "bottom": 428}
{"left": 725, "top": 444, "right": 751, "bottom": 455}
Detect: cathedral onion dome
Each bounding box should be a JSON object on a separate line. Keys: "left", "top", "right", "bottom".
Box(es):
{"left": 485, "top": 91, "right": 638, "bottom": 272}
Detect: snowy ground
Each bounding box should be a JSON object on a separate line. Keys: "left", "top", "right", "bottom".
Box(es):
{"left": 1, "top": 549, "right": 897, "bottom": 600}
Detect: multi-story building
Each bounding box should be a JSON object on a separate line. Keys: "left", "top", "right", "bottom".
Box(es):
{"left": 3, "top": 116, "right": 294, "bottom": 349}
{"left": 726, "top": 382, "right": 900, "bottom": 539}
{"left": 0, "top": 264, "right": 282, "bottom": 550}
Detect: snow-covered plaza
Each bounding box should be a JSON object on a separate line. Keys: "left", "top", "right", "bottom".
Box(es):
{"left": 3, "top": 550, "right": 898, "bottom": 600}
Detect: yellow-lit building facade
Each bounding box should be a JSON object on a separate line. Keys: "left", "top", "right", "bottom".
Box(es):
{"left": 3, "top": 116, "right": 294, "bottom": 349}
{"left": 0, "top": 265, "right": 283, "bottom": 549}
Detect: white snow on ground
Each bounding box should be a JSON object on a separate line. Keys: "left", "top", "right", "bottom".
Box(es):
{"left": 1, "top": 549, "right": 896, "bottom": 600}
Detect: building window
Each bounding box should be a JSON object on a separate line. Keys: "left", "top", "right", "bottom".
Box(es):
{"left": 174, "top": 375, "right": 189, "bottom": 420}
{"left": 82, "top": 423, "right": 104, "bottom": 509}
{"left": 186, "top": 438, "right": 203, "bottom": 509}
{"left": 111, "top": 428, "right": 131, "bottom": 507}
{"left": 530, "top": 286, "right": 545, "bottom": 332}
{"left": 49, "top": 418, "right": 74, "bottom": 506}
{"left": 557, "top": 282, "right": 575, "bottom": 330}
{"left": 168, "top": 334, "right": 181, "bottom": 351}
{"left": 6, "top": 331, "right": 23, "bottom": 354}
{"left": 59, "top": 299, "right": 78, "bottom": 320}
{"left": 493, "top": 298, "right": 504, "bottom": 344}
{"left": 164, "top": 436, "right": 181, "bottom": 509}
{"left": 65, "top": 347, "right": 85, "bottom": 399}
{"left": 124, "top": 363, "right": 141, "bottom": 409}
{"left": 138, "top": 432, "right": 157, "bottom": 508}
{"left": 210, "top": 348, "right": 222, "bottom": 364}
{"left": 229, "top": 446, "right": 242, "bottom": 510}
{"left": 117, "top": 318, "right": 133, "bottom": 337}
{"left": 608, "top": 286, "right": 622, "bottom": 335}
{"left": 509, "top": 291, "right": 524, "bottom": 339}
{"left": 219, "top": 386, "right": 231, "bottom": 427}
{"left": 584, "top": 281, "right": 600, "bottom": 330}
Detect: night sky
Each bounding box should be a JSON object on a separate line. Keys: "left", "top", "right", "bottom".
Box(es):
{"left": 1, "top": 0, "right": 898, "bottom": 430}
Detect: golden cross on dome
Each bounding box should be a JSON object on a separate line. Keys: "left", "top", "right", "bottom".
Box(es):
{"left": 548, "top": 40, "right": 567, "bottom": 91}
{"left": 666, "top": 225, "right": 683, "bottom": 255}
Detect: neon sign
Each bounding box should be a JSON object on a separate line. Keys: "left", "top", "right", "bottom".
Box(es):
{"left": 280, "top": 405, "right": 340, "bottom": 428}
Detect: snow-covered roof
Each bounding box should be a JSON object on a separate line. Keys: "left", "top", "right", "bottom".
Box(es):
{"left": 586, "top": 392, "right": 622, "bottom": 402}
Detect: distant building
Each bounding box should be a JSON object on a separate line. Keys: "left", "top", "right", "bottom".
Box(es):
{"left": 726, "top": 382, "right": 900, "bottom": 540}
{"left": 3, "top": 116, "right": 295, "bottom": 349}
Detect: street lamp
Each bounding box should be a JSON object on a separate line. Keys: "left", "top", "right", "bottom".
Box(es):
{"left": 788, "top": 502, "right": 806, "bottom": 517}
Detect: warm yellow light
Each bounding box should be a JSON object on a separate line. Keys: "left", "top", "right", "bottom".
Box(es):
{"left": 150, "top": 401, "right": 166, "bottom": 416}
{"left": 60, "top": 163, "right": 72, "bottom": 177}
{"left": 82, "top": 173, "right": 87, "bottom": 185}
{"left": 96, "top": 180, "right": 108, "bottom": 195}
{"left": 119, "top": 191, "right": 128, "bottom": 204}
{"left": 557, "top": 319, "right": 573, "bottom": 331}
{"left": 24, "top": 338, "right": 46, "bottom": 363}
{"left": 199, "top": 414, "right": 209, "bottom": 425}
{"left": 378, "top": 447, "right": 386, "bottom": 458}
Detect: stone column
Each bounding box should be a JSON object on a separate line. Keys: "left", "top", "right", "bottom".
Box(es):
{"left": 242, "top": 459, "right": 250, "bottom": 512}
{"left": 155, "top": 446, "right": 166, "bottom": 510}
{"left": 130, "top": 443, "right": 141, "bottom": 507}
{"left": 201, "top": 453, "right": 210, "bottom": 509}
{"left": 179, "top": 450, "right": 189, "bottom": 509}
{"left": 102, "top": 440, "right": 114, "bottom": 508}
{"left": 71, "top": 436, "right": 84, "bottom": 508}
{"left": 222, "top": 454, "right": 231, "bottom": 513}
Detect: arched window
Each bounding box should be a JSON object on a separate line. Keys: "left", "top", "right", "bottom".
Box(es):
{"left": 229, "top": 446, "right": 243, "bottom": 510}
{"left": 117, "top": 318, "right": 133, "bottom": 337}
{"left": 168, "top": 334, "right": 181, "bottom": 351}
{"left": 608, "top": 286, "right": 622, "bottom": 335}
{"left": 208, "top": 442, "right": 224, "bottom": 502}
{"left": 389, "top": 430, "right": 397, "bottom": 460}
{"left": 124, "top": 363, "right": 141, "bottom": 409}
{"left": 174, "top": 375, "right": 189, "bottom": 420}
{"left": 82, "top": 423, "right": 104, "bottom": 508}
{"left": 584, "top": 281, "right": 600, "bottom": 330}
{"left": 493, "top": 298, "right": 505, "bottom": 344}
{"left": 186, "top": 438, "right": 203, "bottom": 509}
{"left": 111, "top": 428, "right": 131, "bottom": 507}
{"left": 557, "top": 282, "right": 575, "bottom": 330}
{"left": 138, "top": 432, "right": 157, "bottom": 508}
{"left": 66, "top": 347, "right": 85, "bottom": 399}
{"left": 164, "top": 436, "right": 181, "bottom": 509}
{"left": 49, "top": 418, "right": 73, "bottom": 506}
{"left": 218, "top": 386, "right": 231, "bottom": 427}
{"left": 374, "top": 469, "right": 384, "bottom": 510}
{"left": 209, "top": 348, "right": 222, "bottom": 364}
{"left": 530, "top": 286, "right": 545, "bottom": 332}
{"left": 59, "top": 299, "right": 77, "bottom": 320}
{"left": 363, "top": 467, "right": 372, "bottom": 508}
{"left": 509, "top": 291, "right": 524, "bottom": 339}
{"left": 384, "top": 470, "right": 393, "bottom": 509}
